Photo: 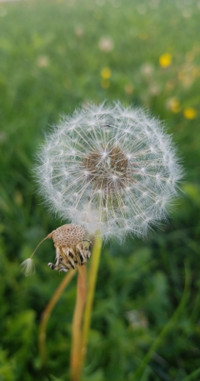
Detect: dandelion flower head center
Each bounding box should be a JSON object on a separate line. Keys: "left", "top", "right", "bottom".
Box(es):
{"left": 82, "top": 145, "right": 132, "bottom": 194}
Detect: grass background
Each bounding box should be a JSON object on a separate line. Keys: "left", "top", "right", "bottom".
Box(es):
{"left": 0, "top": 0, "right": 200, "bottom": 380}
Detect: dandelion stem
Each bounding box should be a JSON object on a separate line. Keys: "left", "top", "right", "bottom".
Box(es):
{"left": 39, "top": 269, "right": 76, "bottom": 367}
{"left": 79, "top": 233, "right": 103, "bottom": 379}
{"left": 31, "top": 233, "right": 52, "bottom": 258}
{"left": 70, "top": 265, "right": 87, "bottom": 381}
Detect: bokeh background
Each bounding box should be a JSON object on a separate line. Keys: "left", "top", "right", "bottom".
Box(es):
{"left": 0, "top": 0, "right": 200, "bottom": 380}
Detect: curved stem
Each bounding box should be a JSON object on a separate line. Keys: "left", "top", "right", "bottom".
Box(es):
{"left": 70, "top": 266, "right": 87, "bottom": 381}
{"left": 31, "top": 232, "right": 52, "bottom": 259}
{"left": 39, "top": 269, "right": 76, "bottom": 366}
{"left": 79, "top": 233, "right": 103, "bottom": 378}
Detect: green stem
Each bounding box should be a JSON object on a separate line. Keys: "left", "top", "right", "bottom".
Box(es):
{"left": 79, "top": 233, "right": 103, "bottom": 378}
{"left": 39, "top": 269, "right": 76, "bottom": 367}
{"left": 70, "top": 265, "right": 87, "bottom": 381}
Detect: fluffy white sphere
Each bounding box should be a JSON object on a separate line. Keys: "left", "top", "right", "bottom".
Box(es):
{"left": 36, "top": 102, "right": 182, "bottom": 240}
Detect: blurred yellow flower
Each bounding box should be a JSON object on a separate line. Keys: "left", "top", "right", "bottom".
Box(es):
{"left": 183, "top": 107, "right": 197, "bottom": 120}
{"left": 100, "top": 67, "right": 111, "bottom": 79}
{"left": 159, "top": 53, "right": 172, "bottom": 68}
{"left": 166, "top": 98, "right": 181, "bottom": 113}
{"left": 171, "top": 99, "right": 181, "bottom": 113}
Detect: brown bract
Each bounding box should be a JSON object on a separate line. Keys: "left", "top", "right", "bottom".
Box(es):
{"left": 48, "top": 224, "right": 92, "bottom": 272}
{"left": 51, "top": 224, "right": 85, "bottom": 248}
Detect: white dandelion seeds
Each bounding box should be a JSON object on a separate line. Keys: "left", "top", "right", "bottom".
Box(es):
{"left": 35, "top": 102, "right": 182, "bottom": 240}
{"left": 21, "top": 258, "right": 35, "bottom": 276}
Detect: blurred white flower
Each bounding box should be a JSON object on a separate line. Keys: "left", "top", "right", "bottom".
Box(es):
{"left": 36, "top": 55, "right": 50, "bottom": 68}
{"left": 98, "top": 36, "right": 114, "bottom": 52}
{"left": 140, "top": 63, "right": 154, "bottom": 77}
{"left": 149, "top": 82, "right": 161, "bottom": 96}
{"left": 36, "top": 102, "right": 182, "bottom": 240}
{"left": 126, "top": 309, "right": 148, "bottom": 329}
{"left": 74, "top": 26, "right": 84, "bottom": 38}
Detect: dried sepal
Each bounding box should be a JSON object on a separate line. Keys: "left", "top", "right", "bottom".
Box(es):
{"left": 48, "top": 224, "right": 92, "bottom": 272}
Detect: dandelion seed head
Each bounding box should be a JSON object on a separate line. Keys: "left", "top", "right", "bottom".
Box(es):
{"left": 36, "top": 102, "right": 182, "bottom": 240}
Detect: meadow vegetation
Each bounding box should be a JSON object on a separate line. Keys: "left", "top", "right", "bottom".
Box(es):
{"left": 0, "top": 0, "right": 200, "bottom": 380}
